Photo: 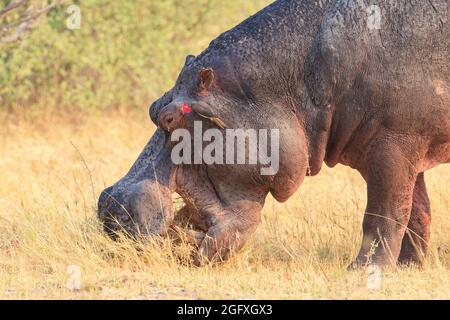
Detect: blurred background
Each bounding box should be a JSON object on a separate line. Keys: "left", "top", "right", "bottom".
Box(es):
{"left": 1, "top": 0, "right": 270, "bottom": 115}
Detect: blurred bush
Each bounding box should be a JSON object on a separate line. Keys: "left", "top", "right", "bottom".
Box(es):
{"left": 0, "top": 0, "right": 270, "bottom": 114}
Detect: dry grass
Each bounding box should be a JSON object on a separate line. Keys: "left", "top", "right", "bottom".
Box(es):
{"left": 0, "top": 110, "right": 449, "bottom": 300}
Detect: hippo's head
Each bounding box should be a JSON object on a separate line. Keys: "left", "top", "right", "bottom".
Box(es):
{"left": 98, "top": 54, "right": 308, "bottom": 244}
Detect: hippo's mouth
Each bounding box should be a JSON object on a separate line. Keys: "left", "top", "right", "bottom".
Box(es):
{"left": 97, "top": 128, "right": 177, "bottom": 238}
{"left": 97, "top": 127, "right": 225, "bottom": 239}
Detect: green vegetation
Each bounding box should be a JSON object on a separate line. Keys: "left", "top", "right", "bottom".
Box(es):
{"left": 0, "top": 0, "right": 270, "bottom": 113}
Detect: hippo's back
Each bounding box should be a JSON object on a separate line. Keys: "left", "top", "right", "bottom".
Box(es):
{"left": 310, "top": 0, "right": 450, "bottom": 168}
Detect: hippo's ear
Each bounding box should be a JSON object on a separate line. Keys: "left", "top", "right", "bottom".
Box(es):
{"left": 185, "top": 55, "right": 195, "bottom": 66}
{"left": 198, "top": 68, "right": 215, "bottom": 96}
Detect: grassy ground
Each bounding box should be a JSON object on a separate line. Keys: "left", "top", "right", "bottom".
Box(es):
{"left": 0, "top": 110, "right": 449, "bottom": 299}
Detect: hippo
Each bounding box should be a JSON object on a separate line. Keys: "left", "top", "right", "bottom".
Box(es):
{"left": 98, "top": 0, "right": 449, "bottom": 267}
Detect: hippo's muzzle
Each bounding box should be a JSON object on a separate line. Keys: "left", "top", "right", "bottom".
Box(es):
{"left": 97, "top": 128, "right": 176, "bottom": 238}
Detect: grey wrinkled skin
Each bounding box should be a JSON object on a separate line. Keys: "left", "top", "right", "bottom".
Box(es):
{"left": 98, "top": 128, "right": 176, "bottom": 238}
{"left": 99, "top": 0, "right": 449, "bottom": 267}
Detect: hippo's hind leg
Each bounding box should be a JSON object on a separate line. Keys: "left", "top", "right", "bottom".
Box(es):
{"left": 398, "top": 172, "right": 431, "bottom": 266}
{"left": 352, "top": 137, "right": 419, "bottom": 267}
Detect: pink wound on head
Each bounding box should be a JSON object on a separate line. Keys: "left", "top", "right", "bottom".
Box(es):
{"left": 181, "top": 103, "right": 192, "bottom": 114}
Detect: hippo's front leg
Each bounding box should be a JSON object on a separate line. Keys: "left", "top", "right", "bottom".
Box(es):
{"left": 176, "top": 165, "right": 265, "bottom": 266}
{"left": 194, "top": 201, "right": 262, "bottom": 266}
{"left": 353, "top": 137, "right": 419, "bottom": 267}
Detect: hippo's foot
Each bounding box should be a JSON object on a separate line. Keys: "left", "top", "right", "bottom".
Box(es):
{"left": 347, "top": 256, "right": 383, "bottom": 271}
{"left": 171, "top": 221, "right": 247, "bottom": 267}
{"left": 397, "top": 239, "right": 427, "bottom": 268}
{"left": 171, "top": 225, "right": 206, "bottom": 247}
{"left": 348, "top": 249, "right": 426, "bottom": 271}
{"left": 171, "top": 205, "right": 207, "bottom": 248}
{"left": 397, "top": 236, "right": 428, "bottom": 268}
